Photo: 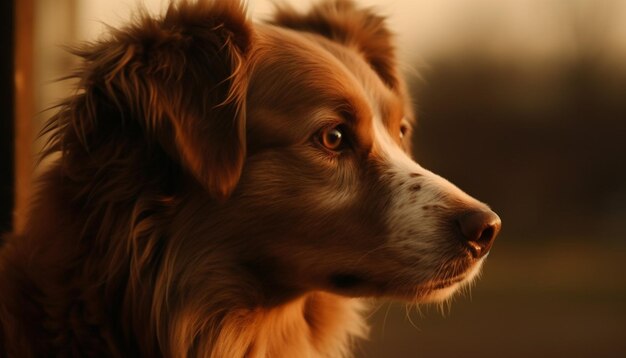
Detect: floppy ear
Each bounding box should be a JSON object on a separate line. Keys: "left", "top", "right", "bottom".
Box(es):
{"left": 272, "top": 0, "right": 398, "bottom": 89}
{"left": 70, "top": 0, "right": 251, "bottom": 200}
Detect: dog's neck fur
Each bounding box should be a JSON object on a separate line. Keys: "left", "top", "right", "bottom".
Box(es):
{"left": 206, "top": 293, "right": 366, "bottom": 357}
{"left": 0, "top": 167, "right": 367, "bottom": 357}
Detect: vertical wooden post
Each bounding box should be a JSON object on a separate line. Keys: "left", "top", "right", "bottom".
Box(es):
{"left": 14, "top": 0, "right": 34, "bottom": 233}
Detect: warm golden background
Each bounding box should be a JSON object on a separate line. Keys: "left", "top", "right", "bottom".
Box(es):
{"left": 7, "top": 0, "right": 626, "bottom": 357}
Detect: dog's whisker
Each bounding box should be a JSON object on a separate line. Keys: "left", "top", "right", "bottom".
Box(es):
{"left": 381, "top": 301, "right": 394, "bottom": 340}
{"left": 404, "top": 303, "right": 421, "bottom": 331}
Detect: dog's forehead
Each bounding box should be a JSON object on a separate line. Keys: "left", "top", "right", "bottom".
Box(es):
{"left": 248, "top": 24, "right": 403, "bottom": 133}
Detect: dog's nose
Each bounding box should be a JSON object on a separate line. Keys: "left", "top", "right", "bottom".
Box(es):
{"left": 456, "top": 209, "right": 501, "bottom": 258}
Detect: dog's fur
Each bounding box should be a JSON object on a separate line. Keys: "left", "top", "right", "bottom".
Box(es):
{"left": 0, "top": 1, "right": 500, "bottom": 357}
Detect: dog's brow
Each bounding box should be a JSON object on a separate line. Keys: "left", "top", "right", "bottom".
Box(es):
{"left": 334, "top": 98, "right": 360, "bottom": 123}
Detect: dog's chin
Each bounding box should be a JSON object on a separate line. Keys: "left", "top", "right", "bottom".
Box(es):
{"left": 414, "top": 259, "right": 485, "bottom": 303}
{"left": 417, "top": 281, "right": 465, "bottom": 303}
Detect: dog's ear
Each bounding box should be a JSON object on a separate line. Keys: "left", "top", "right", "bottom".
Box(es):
{"left": 71, "top": 1, "right": 251, "bottom": 200}
{"left": 272, "top": 0, "right": 398, "bottom": 89}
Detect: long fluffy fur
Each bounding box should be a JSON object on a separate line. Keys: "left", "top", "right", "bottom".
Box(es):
{"left": 1, "top": 2, "right": 368, "bottom": 357}
{"left": 0, "top": 0, "right": 499, "bottom": 357}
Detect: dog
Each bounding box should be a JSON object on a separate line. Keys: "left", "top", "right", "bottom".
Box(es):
{"left": 0, "top": 0, "right": 501, "bottom": 356}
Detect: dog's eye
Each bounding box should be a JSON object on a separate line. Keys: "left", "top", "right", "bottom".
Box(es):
{"left": 399, "top": 123, "right": 409, "bottom": 139}
{"left": 399, "top": 126, "right": 407, "bottom": 139}
{"left": 320, "top": 127, "right": 344, "bottom": 151}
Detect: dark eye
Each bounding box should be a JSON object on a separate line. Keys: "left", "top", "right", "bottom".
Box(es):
{"left": 320, "top": 127, "right": 344, "bottom": 151}
{"left": 399, "top": 122, "right": 410, "bottom": 139}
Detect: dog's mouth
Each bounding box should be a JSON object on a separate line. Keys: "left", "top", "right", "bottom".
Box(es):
{"left": 327, "top": 273, "right": 379, "bottom": 296}
{"left": 326, "top": 272, "right": 470, "bottom": 301}
{"left": 325, "top": 257, "right": 483, "bottom": 302}
{"left": 329, "top": 273, "right": 367, "bottom": 290}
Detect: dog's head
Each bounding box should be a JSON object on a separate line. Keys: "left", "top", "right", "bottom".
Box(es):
{"left": 55, "top": 0, "right": 500, "bottom": 305}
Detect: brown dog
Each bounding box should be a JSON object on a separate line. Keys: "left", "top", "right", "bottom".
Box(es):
{"left": 0, "top": 1, "right": 500, "bottom": 356}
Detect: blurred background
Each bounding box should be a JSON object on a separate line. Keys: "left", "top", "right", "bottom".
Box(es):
{"left": 2, "top": 0, "right": 625, "bottom": 357}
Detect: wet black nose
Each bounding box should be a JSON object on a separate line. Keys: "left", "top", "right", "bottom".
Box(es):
{"left": 456, "top": 209, "right": 501, "bottom": 258}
